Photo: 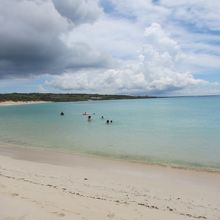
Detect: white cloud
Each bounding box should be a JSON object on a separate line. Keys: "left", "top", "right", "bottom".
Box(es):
{"left": 104, "top": 0, "right": 220, "bottom": 71}
{"left": 48, "top": 23, "right": 207, "bottom": 95}
{"left": 61, "top": 15, "right": 143, "bottom": 61}
{"left": 161, "top": 0, "right": 220, "bottom": 31}
{"left": 143, "top": 23, "right": 179, "bottom": 56}
{"left": 110, "top": 0, "right": 170, "bottom": 25}
{"left": 111, "top": 0, "right": 220, "bottom": 31}
{"left": 60, "top": 0, "right": 220, "bottom": 77}
{"left": 36, "top": 85, "right": 47, "bottom": 93}
{"left": 1, "top": 0, "right": 220, "bottom": 95}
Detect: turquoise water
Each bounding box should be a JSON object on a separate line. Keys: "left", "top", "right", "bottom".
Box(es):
{"left": 0, "top": 97, "right": 220, "bottom": 169}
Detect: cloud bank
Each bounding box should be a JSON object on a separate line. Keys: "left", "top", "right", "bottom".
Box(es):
{"left": 48, "top": 23, "right": 206, "bottom": 94}
{"left": 0, "top": 0, "right": 220, "bottom": 95}
{"left": 0, "top": 0, "right": 109, "bottom": 78}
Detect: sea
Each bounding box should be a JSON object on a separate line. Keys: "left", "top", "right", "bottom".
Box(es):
{"left": 0, "top": 96, "right": 220, "bottom": 170}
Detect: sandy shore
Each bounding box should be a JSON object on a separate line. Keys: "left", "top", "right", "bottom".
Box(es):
{"left": 0, "top": 101, "right": 49, "bottom": 106}
{"left": 0, "top": 144, "right": 220, "bottom": 220}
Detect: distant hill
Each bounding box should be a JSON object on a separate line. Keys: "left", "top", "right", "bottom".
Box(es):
{"left": 0, "top": 93, "right": 156, "bottom": 102}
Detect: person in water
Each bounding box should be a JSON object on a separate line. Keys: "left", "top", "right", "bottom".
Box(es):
{"left": 88, "top": 115, "right": 92, "bottom": 121}
{"left": 101, "top": 116, "right": 104, "bottom": 119}
{"left": 106, "top": 120, "right": 109, "bottom": 124}
{"left": 110, "top": 120, "right": 113, "bottom": 123}
{"left": 60, "top": 112, "right": 64, "bottom": 116}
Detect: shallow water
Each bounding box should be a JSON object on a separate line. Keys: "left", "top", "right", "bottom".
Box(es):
{"left": 0, "top": 97, "right": 220, "bottom": 169}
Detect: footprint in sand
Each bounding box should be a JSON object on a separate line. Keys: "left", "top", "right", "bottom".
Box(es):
{"left": 11, "top": 192, "right": 19, "bottom": 197}
{"left": 51, "top": 212, "right": 65, "bottom": 218}
{"left": 107, "top": 212, "right": 115, "bottom": 218}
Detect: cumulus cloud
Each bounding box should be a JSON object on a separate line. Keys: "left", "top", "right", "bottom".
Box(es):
{"left": 104, "top": 0, "right": 220, "bottom": 71}
{"left": 1, "top": 0, "right": 220, "bottom": 95}
{"left": 0, "top": 0, "right": 108, "bottom": 78}
{"left": 62, "top": 15, "right": 144, "bottom": 61}
{"left": 48, "top": 23, "right": 206, "bottom": 94}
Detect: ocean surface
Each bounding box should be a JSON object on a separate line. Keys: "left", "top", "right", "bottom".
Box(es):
{"left": 0, "top": 96, "right": 220, "bottom": 170}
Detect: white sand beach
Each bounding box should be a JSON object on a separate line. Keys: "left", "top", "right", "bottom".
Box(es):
{"left": 0, "top": 101, "right": 49, "bottom": 106}
{"left": 0, "top": 144, "right": 219, "bottom": 220}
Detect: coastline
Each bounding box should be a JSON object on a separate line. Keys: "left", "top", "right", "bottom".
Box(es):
{"left": 0, "top": 144, "right": 220, "bottom": 219}
{"left": 0, "top": 101, "right": 50, "bottom": 106}
{"left": 1, "top": 139, "right": 219, "bottom": 173}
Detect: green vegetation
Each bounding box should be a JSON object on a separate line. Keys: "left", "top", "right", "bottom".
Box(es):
{"left": 0, "top": 93, "right": 156, "bottom": 102}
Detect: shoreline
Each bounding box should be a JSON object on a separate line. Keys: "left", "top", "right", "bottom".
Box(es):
{"left": 0, "top": 144, "right": 220, "bottom": 219}
{"left": 0, "top": 101, "right": 50, "bottom": 106}
{"left": 0, "top": 143, "right": 215, "bottom": 173}
{"left": 0, "top": 141, "right": 219, "bottom": 174}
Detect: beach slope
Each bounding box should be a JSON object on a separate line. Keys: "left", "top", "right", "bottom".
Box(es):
{"left": 0, "top": 145, "right": 220, "bottom": 220}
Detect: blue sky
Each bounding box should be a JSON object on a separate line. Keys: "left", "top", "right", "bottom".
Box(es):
{"left": 0, "top": 0, "right": 220, "bottom": 95}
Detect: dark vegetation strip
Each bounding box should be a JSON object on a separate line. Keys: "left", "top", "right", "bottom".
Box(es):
{"left": 0, "top": 93, "right": 157, "bottom": 102}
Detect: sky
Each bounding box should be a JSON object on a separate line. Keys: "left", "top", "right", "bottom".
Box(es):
{"left": 0, "top": 0, "right": 220, "bottom": 96}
